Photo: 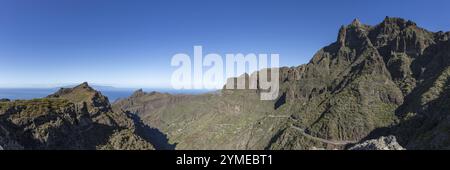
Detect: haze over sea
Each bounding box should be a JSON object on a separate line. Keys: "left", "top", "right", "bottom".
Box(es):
{"left": 0, "top": 87, "right": 212, "bottom": 102}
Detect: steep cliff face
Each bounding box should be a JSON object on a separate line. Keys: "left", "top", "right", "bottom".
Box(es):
{"left": 269, "top": 17, "right": 449, "bottom": 149}
{"left": 276, "top": 19, "right": 402, "bottom": 144}
{"left": 115, "top": 17, "right": 450, "bottom": 150}
{"left": 0, "top": 83, "right": 154, "bottom": 150}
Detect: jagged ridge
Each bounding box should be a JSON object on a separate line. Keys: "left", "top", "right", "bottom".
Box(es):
{"left": 114, "top": 17, "right": 450, "bottom": 150}
{"left": 0, "top": 82, "right": 155, "bottom": 150}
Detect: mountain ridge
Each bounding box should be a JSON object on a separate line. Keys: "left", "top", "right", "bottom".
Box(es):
{"left": 115, "top": 17, "right": 450, "bottom": 150}
{"left": 1, "top": 17, "right": 449, "bottom": 150}
{"left": 0, "top": 82, "right": 155, "bottom": 149}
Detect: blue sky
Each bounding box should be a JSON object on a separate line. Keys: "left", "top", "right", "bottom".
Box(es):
{"left": 1, "top": 0, "right": 449, "bottom": 88}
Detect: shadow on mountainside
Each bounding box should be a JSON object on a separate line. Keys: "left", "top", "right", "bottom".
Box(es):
{"left": 355, "top": 76, "right": 450, "bottom": 150}
{"left": 274, "top": 92, "right": 286, "bottom": 110}
{"left": 124, "top": 111, "right": 177, "bottom": 150}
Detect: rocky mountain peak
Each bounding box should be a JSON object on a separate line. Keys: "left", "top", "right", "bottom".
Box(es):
{"left": 47, "top": 82, "right": 112, "bottom": 115}
{"left": 76, "top": 82, "right": 91, "bottom": 89}
{"left": 49, "top": 82, "right": 106, "bottom": 101}
{"left": 335, "top": 18, "right": 374, "bottom": 50}
{"left": 381, "top": 16, "right": 417, "bottom": 29}
{"left": 0, "top": 83, "right": 155, "bottom": 150}
{"left": 351, "top": 18, "right": 362, "bottom": 27}
{"left": 349, "top": 136, "right": 405, "bottom": 150}
{"left": 131, "top": 89, "right": 146, "bottom": 98}
{"left": 369, "top": 17, "right": 423, "bottom": 47}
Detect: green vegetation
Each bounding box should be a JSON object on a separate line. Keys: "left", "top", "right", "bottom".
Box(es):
{"left": 2, "top": 17, "right": 450, "bottom": 150}
{"left": 115, "top": 17, "right": 450, "bottom": 150}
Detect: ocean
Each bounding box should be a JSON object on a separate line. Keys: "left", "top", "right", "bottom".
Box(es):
{"left": 0, "top": 88, "right": 214, "bottom": 102}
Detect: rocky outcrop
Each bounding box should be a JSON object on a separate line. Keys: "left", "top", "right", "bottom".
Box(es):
{"left": 0, "top": 99, "right": 10, "bottom": 102}
{"left": 349, "top": 136, "right": 405, "bottom": 150}
{"left": 0, "top": 83, "right": 154, "bottom": 150}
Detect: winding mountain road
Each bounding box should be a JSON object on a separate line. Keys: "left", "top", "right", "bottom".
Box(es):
{"left": 290, "top": 124, "right": 357, "bottom": 145}
{"left": 264, "top": 114, "right": 358, "bottom": 145}
{"left": 267, "top": 115, "right": 290, "bottom": 118}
